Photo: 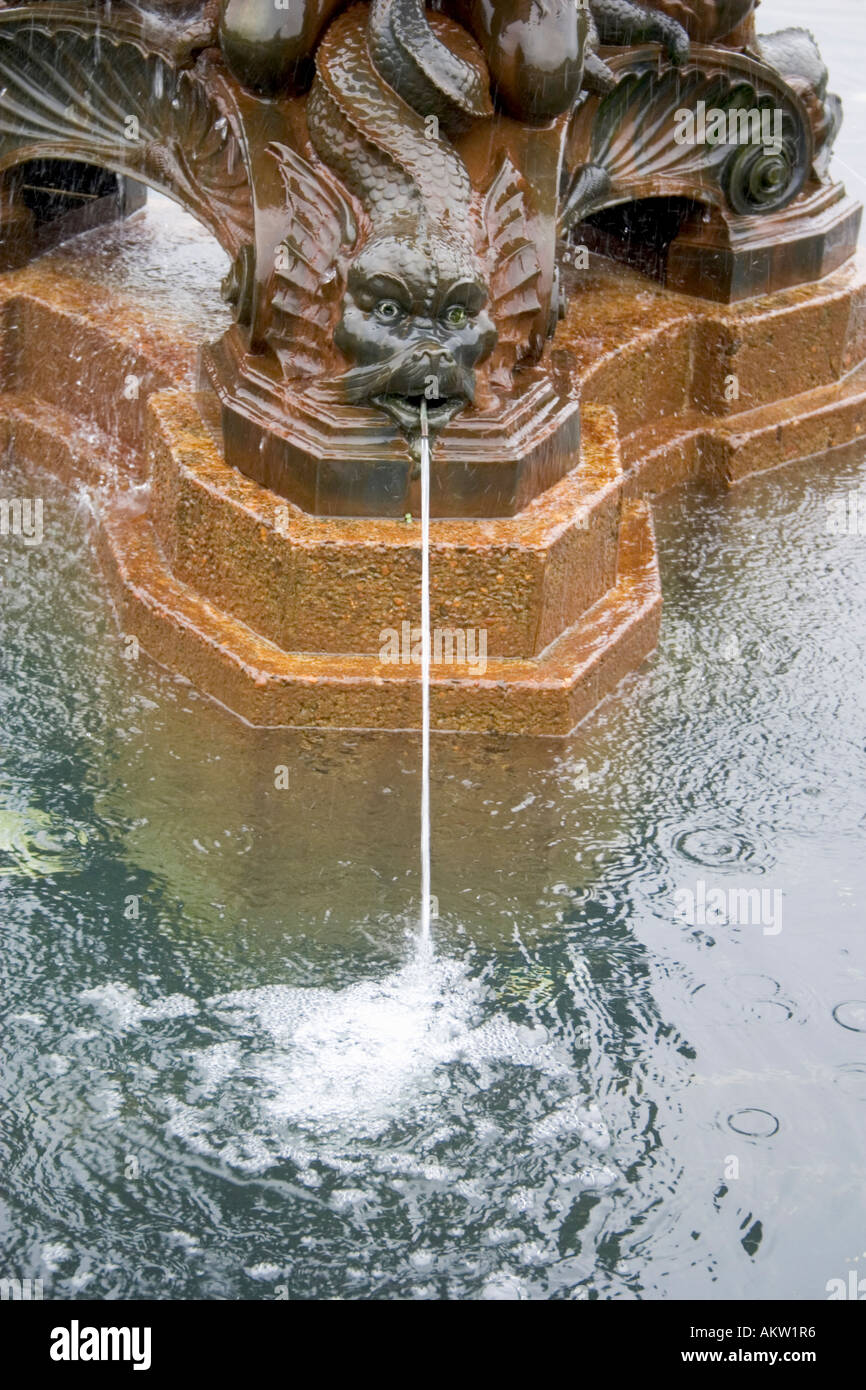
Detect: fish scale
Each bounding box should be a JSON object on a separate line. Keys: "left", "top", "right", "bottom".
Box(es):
{"left": 309, "top": 5, "right": 476, "bottom": 230}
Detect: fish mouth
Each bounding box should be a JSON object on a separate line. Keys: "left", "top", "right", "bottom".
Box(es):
{"left": 371, "top": 392, "right": 468, "bottom": 434}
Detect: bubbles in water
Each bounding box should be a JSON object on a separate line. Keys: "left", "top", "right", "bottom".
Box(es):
{"left": 480, "top": 1273, "right": 528, "bottom": 1299}
{"left": 210, "top": 954, "right": 482, "bottom": 1140}
{"left": 149, "top": 947, "right": 612, "bottom": 1233}
{"left": 80, "top": 982, "right": 198, "bottom": 1031}
{"left": 192, "top": 1041, "right": 241, "bottom": 1093}
{"left": 244, "top": 1263, "right": 285, "bottom": 1282}
{"left": 532, "top": 1096, "right": 610, "bottom": 1150}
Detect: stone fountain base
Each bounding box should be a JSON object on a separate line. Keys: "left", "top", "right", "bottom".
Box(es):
{"left": 2, "top": 245, "right": 866, "bottom": 734}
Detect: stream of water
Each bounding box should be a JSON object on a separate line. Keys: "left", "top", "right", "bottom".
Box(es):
{"left": 419, "top": 402, "right": 432, "bottom": 949}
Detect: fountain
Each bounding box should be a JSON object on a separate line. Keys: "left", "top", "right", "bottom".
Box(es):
{"left": 0, "top": 0, "right": 863, "bottom": 734}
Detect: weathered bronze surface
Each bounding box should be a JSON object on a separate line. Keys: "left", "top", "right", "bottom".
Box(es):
{"left": 0, "top": 0, "right": 863, "bottom": 731}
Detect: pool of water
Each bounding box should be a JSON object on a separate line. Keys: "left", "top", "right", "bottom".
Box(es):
{"left": 1, "top": 2, "right": 865, "bottom": 1302}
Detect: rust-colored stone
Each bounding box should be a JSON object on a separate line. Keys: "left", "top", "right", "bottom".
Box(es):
{"left": 2, "top": 218, "right": 866, "bottom": 734}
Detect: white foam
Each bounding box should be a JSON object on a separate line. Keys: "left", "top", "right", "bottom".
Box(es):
{"left": 210, "top": 954, "right": 478, "bottom": 1139}
{"left": 80, "top": 982, "right": 198, "bottom": 1030}
{"left": 532, "top": 1096, "right": 611, "bottom": 1150}
{"left": 193, "top": 1041, "right": 241, "bottom": 1091}
{"left": 244, "top": 1263, "right": 284, "bottom": 1281}
{"left": 144, "top": 950, "right": 614, "bottom": 1203}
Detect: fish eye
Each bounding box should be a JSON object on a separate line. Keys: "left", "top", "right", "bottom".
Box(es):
{"left": 443, "top": 304, "right": 469, "bottom": 327}
{"left": 375, "top": 299, "right": 404, "bottom": 323}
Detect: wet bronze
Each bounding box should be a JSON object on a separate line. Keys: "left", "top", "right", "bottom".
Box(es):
{"left": 0, "top": 1, "right": 853, "bottom": 512}
{"left": 219, "top": 0, "right": 346, "bottom": 95}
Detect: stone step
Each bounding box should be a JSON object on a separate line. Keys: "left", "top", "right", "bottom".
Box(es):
{"left": 0, "top": 390, "right": 137, "bottom": 486}
{"left": 95, "top": 495, "right": 660, "bottom": 736}
{"left": 0, "top": 265, "right": 197, "bottom": 454}
{"left": 0, "top": 385, "right": 660, "bottom": 732}
{"left": 619, "top": 358, "right": 866, "bottom": 495}
{"left": 560, "top": 251, "right": 866, "bottom": 436}
{"left": 147, "top": 390, "right": 627, "bottom": 661}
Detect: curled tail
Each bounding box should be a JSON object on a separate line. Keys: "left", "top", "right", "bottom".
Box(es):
{"left": 368, "top": 0, "right": 492, "bottom": 135}
{"left": 307, "top": 4, "right": 489, "bottom": 228}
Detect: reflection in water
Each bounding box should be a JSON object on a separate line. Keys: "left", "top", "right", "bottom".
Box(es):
{"left": 1, "top": 434, "right": 865, "bottom": 1299}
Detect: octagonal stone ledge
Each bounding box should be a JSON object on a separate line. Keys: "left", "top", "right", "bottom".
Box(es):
{"left": 147, "top": 390, "right": 625, "bottom": 662}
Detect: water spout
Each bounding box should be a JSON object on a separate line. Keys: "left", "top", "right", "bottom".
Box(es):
{"left": 419, "top": 399, "right": 432, "bottom": 950}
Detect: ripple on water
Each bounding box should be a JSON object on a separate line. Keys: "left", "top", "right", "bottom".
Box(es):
{"left": 721, "top": 974, "right": 795, "bottom": 1023}
{"left": 832, "top": 1001, "right": 866, "bottom": 1033}
{"left": 834, "top": 1064, "right": 866, "bottom": 1100}
{"left": 673, "top": 826, "right": 772, "bottom": 872}
{"left": 741, "top": 1000, "right": 794, "bottom": 1023}
{"left": 726, "top": 973, "right": 782, "bottom": 1000}
{"left": 726, "top": 1109, "right": 780, "bottom": 1139}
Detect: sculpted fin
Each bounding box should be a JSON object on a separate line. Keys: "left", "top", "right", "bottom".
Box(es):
{"left": 267, "top": 141, "right": 358, "bottom": 376}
